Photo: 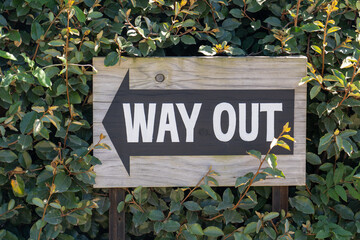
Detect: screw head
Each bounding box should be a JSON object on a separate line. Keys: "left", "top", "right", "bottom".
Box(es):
{"left": 155, "top": 73, "right": 165, "bottom": 82}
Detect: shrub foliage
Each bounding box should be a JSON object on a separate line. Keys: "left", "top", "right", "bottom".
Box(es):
{"left": 0, "top": 0, "right": 360, "bottom": 239}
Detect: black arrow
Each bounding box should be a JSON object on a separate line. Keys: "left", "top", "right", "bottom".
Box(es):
{"left": 103, "top": 70, "right": 294, "bottom": 175}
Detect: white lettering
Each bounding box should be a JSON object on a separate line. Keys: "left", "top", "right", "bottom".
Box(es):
{"left": 176, "top": 103, "right": 202, "bottom": 142}
{"left": 156, "top": 104, "right": 180, "bottom": 142}
{"left": 239, "top": 103, "right": 259, "bottom": 141}
{"left": 123, "top": 103, "right": 156, "bottom": 143}
{"left": 213, "top": 102, "right": 236, "bottom": 142}
{"left": 260, "top": 103, "right": 283, "bottom": 141}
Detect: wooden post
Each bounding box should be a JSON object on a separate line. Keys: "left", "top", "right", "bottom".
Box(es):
{"left": 272, "top": 186, "right": 288, "bottom": 212}
{"left": 109, "top": 188, "right": 126, "bottom": 240}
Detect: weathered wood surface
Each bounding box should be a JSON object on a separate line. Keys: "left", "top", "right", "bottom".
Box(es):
{"left": 109, "top": 189, "right": 125, "bottom": 240}
{"left": 93, "top": 57, "right": 307, "bottom": 188}
{"left": 272, "top": 186, "right": 289, "bottom": 212}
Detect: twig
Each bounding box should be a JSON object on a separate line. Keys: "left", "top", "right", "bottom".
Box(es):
{"left": 294, "top": 0, "right": 302, "bottom": 27}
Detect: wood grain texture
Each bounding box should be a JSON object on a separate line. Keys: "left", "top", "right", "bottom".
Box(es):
{"left": 93, "top": 57, "right": 307, "bottom": 188}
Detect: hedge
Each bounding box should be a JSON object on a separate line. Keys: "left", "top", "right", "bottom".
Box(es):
{"left": 0, "top": 0, "right": 359, "bottom": 239}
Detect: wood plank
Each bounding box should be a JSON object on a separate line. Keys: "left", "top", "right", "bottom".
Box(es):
{"left": 93, "top": 57, "right": 307, "bottom": 187}
{"left": 272, "top": 186, "right": 289, "bottom": 212}
{"left": 109, "top": 189, "right": 126, "bottom": 240}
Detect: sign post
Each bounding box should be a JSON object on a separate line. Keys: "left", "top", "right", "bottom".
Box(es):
{"left": 92, "top": 57, "right": 307, "bottom": 238}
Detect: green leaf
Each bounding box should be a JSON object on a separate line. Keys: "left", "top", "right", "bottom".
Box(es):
{"left": 265, "top": 154, "right": 277, "bottom": 168}
{"left": 250, "top": 20, "right": 261, "bottom": 31}
{"left": 48, "top": 40, "right": 65, "bottom": 46}
{"left": 244, "top": 222, "right": 257, "bottom": 234}
{"left": 31, "top": 22, "right": 44, "bottom": 41}
{"left": 234, "top": 232, "right": 252, "bottom": 240}
{"left": 223, "top": 209, "right": 244, "bottom": 224}
{"left": 189, "top": 223, "right": 204, "bottom": 235}
{"left": 200, "top": 184, "right": 217, "bottom": 200}
{"left": 235, "top": 176, "right": 250, "bottom": 187}
{"left": 69, "top": 91, "right": 81, "bottom": 104}
{"left": 32, "top": 198, "right": 44, "bottom": 208}
{"left": 88, "top": 11, "right": 103, "bottom": 18}
{"left": 334, "top": 204, "right": 354, "bottom": 220}
{"left": 203, "top": 226, "right": 224, "bottom": 237}
{"left": 181, "top": 35, "right": 196, "bottom": 45}
{"left": 104, "top": 52, "right": 119, "bottom": 67}
{"left": 54, "top": 172, "right": 72, "bottom": 193}
{"left": 18, "top": 135, "right": 33, "bottom": 150}
{"left": 198, "top": 45, "right": 216, "bottom": 56}
{"left": 73, "top": 6, "right": 86, "bottom": 23}
{"left": 163, "top": 220, "right": 180, "bottom": 232}
{"left": 33, "top": 119, "right": 43, "bottom": 137}
{"left": 11, "top": 176, "right": 25, "bottom": 197}
{"left": 44, "top": 209, "right": 62, "bottom": 225}
{"left": 334, "top": 185, "right": 347, "bottom": 202}
{"left": 289, "top": 196, "right": 314, "bottom": 214}
{"left": 148, "top": 209, "right": 165, "bottom": 221}
{"left": 182, "top": 19, "right": 195, "bottom": 27}
{"left": 319, "top": 133, "right": 333, "bottom": 148}
{"left": 264, "top": 17, "right": 281, "bottom": 27}
{"left": 230, "top": 9, "right": 242, "bottom": 18}
{"left": 0, "top": 50, "right": 17, "bottom": 61}
{"left": 306, "top": 152, "right": 321, "bottom": 165}
{"left": 183, "top": 201, "right": 202, "bottom": 211}
{"left": 8, "top": 199, "right": 15, "bottom": 210}
{"left": 263, "top": 212, "right": 279, "bottom": 221}
{"left": 222, "top": 18, "right": 241, "bottom": 30}
{"left": 311, "top": 45, "right": 322, "bottom": 54}
{"left": 117, "top": 201, "right": 125, "bottom": 213}
{"left": 0, "top": 150, "right": 17, "bottom": 163}
{"left": 301, "top": 23, "right": 321, "bottom": 32}
{"left": 247, "top": 150, "right": 261, "bottom": 160}
{"left": 310, "top": 85, "right": 321, "bottom": 99}
{"left": 33, "top": 67, "right": 52, "bottom": 88}
{"left": 327, "top": 26, "right": 341, "bottom": 34}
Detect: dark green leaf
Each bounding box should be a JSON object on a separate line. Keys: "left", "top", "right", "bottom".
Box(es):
{"left": 104, "top": 52, "right": 119, "bottom": 67}
{"left": 203, "top": 226, "right": 224, "bottom": 237}
{"left": 289, "top": 196, "right": 314, "bottom": 214}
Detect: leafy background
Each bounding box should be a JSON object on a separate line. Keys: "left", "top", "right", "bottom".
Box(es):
{"left": 0, "top": 0, "right": 360, "bottom": 239}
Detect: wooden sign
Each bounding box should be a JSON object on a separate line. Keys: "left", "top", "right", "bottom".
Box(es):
{"left": 93, "top": 57, "right": 307, "bottom": 188}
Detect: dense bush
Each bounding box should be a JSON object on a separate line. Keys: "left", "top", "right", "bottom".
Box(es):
{"left": 0, "top": 0, "right": 359, "bottom": 239}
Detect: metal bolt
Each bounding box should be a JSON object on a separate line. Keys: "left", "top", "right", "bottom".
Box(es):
{"left": 155, "top": 73, "right": 165, "bottom": 82}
